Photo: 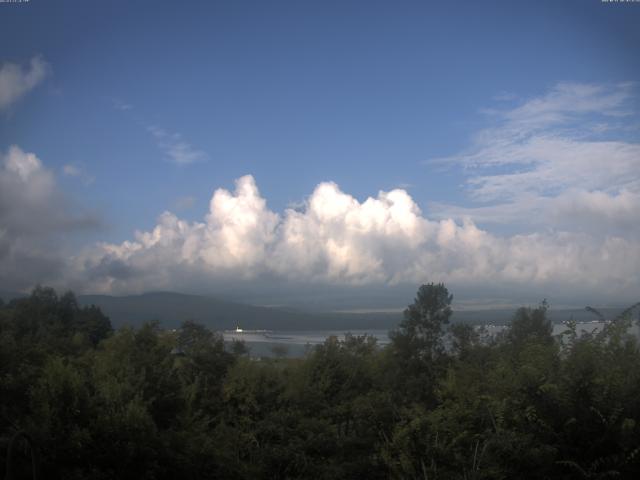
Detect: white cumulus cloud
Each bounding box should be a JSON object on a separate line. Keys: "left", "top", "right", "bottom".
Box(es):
{"left": 71, "top": 175, "right": 640, "bottom": 303}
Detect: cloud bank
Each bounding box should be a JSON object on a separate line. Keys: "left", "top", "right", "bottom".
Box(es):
{"left": 67, "top": 82, "right": 639, "bottom": 302}
{"left": 70, "top": 174, "right": 640, "bottom": 302}
{"left": 2, "top": 80, "right": 638, "bottom": 305}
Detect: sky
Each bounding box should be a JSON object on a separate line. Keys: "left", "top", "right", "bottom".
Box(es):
{"left": 1, "top": 0, "right": 639, "bottom": 309}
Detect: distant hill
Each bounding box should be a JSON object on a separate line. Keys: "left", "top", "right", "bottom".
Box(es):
{"left": 3, "top": 289, "right": 628, "bottom": 331}
{"left": 77, "top": 292, "right": 626, "bottom": 331}
{"left": 0, "top": 290, "right": 27, "bottom": 303}
{"left": 77, "top": 292, "right": 403, "bottom": 331}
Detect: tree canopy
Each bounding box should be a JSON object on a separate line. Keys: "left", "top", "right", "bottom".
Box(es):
{"left": 1, "top": 284, "right": 640, "bottom": 479}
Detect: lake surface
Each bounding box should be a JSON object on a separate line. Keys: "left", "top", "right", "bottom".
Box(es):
{"left": 223, "top": 329, "right": 390, "bottom": 357}
{"left": 223, "top": 321, "right": 640, "bottom": 357}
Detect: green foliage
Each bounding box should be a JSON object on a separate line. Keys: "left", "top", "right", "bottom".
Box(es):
{"left": 507, "top": 299, "right": 553, "bottom": 346}
{"left": 1, "top": 285, "right": 640, "bottom": 479}
{"left": 393, "top": 283, "right": 453, "bottom": 357}
{"left": 389, "top": 283, "right": 453, "bottom": 405}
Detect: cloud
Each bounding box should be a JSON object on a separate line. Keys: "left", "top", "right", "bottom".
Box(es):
{"left": 63, "top": 164, "right": 81, "bottom": 177}
{"left": 109, "top": 99, "right": 206, "bottom": 166}
{"left": 70, "top": 175, "right": 640, "bottom": 303}
{"left": 2, "top": 81, "right": 637, "bottom": 304}
{"left": 63, "top": 163, "right": 95, "bottom": 185}
{"left": 553, "top": 189, "right": 640, "bottom": 233}
{"left": 112, "top": 98, "right": 132, "bottom": 111}
{"left": 0, "top": 146, "right": 99, "bottom": 291}
{"left": 430, "top": 82, "right": 640, "bottom": 239}
{"left": 148, "top": 126, "right": 207, "bottom": 165}
{"left": 0, "top": 56, "right": 49, "bottom": 112}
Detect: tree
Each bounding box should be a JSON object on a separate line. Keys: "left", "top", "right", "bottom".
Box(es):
{"left": 449, "top": 322, "right": 479, "bottom": 360}
{"left": 388, "top": 283, "right": 453, "bottom": 405}
{"left": 391, "top": 283, "right": 453, "bottom": 362}
{"left": 75, "top": 305, "right": 112, "bottom": 346}
{"left": 507, "top": 300, "right": 553, "bottom": 346}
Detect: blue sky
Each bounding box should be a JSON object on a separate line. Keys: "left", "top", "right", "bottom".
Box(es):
{"left": 1, "top": 0, "right": 639, "bottom": 307}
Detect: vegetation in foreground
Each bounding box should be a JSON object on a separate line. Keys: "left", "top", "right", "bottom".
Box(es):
{"left": 1, "top": 285, "right": 640, "bottom": 479}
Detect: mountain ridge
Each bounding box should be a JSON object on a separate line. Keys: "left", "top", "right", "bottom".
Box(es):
{"left": 77, "top": 291, "right": 402, "bottom": 331}
{"left": 3, "top": 290, "right": 627, "bottom": 331}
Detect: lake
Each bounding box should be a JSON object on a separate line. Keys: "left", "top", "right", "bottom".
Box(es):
{"left": 223, "top": 329, "right": 391, "bottom": 357}
{"left": 223, "top": 321, "right": 640, "bottom": 357}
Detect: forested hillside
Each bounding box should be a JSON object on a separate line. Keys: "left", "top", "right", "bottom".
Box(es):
{"left": 1, "top": 285, "right": 639, "bottom": 479}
